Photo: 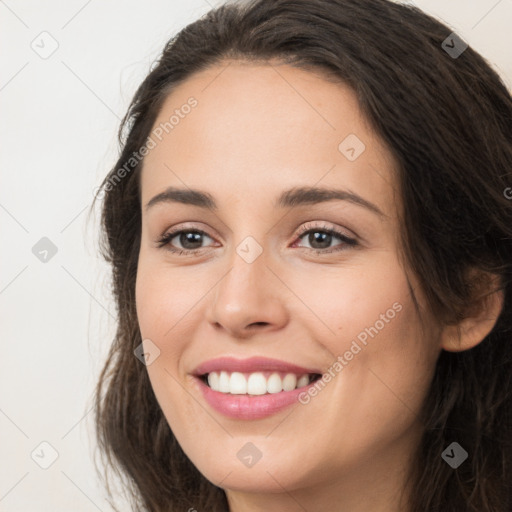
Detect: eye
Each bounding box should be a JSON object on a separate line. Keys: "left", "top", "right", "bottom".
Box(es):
{"left": 156, "top": 222, "right": 358, "bottom": 256}
{"left": 292, "top": 222, "right": 358, "bottom": 254}
{"left": 156, "top": 228, "right": 215, "bottom": 256}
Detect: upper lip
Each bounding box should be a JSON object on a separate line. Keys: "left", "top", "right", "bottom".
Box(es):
{"left": 192, "top": 356, "right": 322, "bottom": 376}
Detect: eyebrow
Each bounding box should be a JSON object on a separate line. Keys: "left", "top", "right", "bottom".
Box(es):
{"left": 145, "top": 186, "right": 385, "bottom": 217}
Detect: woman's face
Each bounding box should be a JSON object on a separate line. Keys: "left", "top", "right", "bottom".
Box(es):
{"left": 135, "top": 61, "right": 442, "bottom": 507}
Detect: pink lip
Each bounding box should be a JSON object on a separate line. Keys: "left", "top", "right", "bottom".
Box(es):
{"left": 190, "top": 356, "right": 323, "bottom": 420}
{"left": 192, "top": 356, "right": 322, "bottom": 376}
{"left": 193, "top": 375, "right": 320, "bottom": 420}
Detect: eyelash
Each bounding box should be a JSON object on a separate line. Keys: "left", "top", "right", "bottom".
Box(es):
{"left": 155, "top": 222, "right": 358, "bottom": 257}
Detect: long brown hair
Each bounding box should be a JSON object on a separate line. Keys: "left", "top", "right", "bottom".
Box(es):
{"left": 91, "top": 0, "right": 512, "bottom": 510}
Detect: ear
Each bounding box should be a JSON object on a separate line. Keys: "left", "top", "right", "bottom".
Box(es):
{"left": 440, "top": 271, "right": 504, "bottom": 352}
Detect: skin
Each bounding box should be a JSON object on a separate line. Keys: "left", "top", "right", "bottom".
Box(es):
{"left": 135, "top": 60, "right": 503, "bottom": 512}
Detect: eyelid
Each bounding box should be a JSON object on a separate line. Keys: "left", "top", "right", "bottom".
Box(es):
{"left": 295, "top": 221, "right": 356, "bottom": 240}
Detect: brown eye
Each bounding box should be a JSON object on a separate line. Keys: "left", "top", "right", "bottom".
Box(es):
{"left": 156, "top": 229, "right": 214, "bottom": 255}
{"left": 293, "top": 223, "right": 358, "bottom": 254}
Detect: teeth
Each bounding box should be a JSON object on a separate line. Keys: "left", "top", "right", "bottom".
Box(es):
{"left": 247, "top": 372, "right": 267, "bottom": 395}
{"left": 218, "top": 371, "right": 230, "bottom": 393}
{"left": 297, "top": 374, "right": 310, "bottom": 388}
{"left": 230, "top": 372, "right": 247, "bottom": 394}
{"left": 206, "top": 371, "right": 315, "bottom": 395}
{"left": 282, "top": 373, "right": 297, "bottom": 391}
{"left": 267, "top": 372, "right": 282, "bottom": 394}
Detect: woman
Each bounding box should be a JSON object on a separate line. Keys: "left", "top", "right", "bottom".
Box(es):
{"left": 92, "top": 0, "right": 512, "bottom": 510}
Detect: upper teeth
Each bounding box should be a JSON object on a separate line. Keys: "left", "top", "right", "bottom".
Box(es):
{"left": 206, "top": 371, "right": 312, "bottom": 395}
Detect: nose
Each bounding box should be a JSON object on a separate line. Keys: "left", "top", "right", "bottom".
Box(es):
{"left": 205, "top": 246, "right": 289, "bottom": 339}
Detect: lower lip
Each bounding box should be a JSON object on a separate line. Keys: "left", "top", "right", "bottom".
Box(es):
{"left": 194, "top": 376, "right": 317, "bottom": 420}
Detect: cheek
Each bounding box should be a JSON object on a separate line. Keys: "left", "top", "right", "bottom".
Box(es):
{"left": 307, "top": 259, "right": 439, "bottom": 426}
{"left": 287, "top": 255, "right": 409, "bottom": 341}
{"left": 135, "top": 255, "right": 200, "bottom": 347}
{"left": 135, "top": 262, "right": 201, "bottom": 429}
{"left": 134, "top": 256, "right": 209, "bottom": 417}
{"left": 332, "top": 301, "right": 438, "bottom": 460}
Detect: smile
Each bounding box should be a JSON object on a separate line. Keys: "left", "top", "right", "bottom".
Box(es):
{"left": 191, "top": 356, "right": 324, "bottom": 420}
{"left": 201, "top": 370, "right": 321, "bottom": 395}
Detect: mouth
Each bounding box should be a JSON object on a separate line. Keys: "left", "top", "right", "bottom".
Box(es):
{"left": 191, "top": 356, "right": 325, "bottom": 419}
{"left": 194, "top": 369, "right": 325, "bottom": 420}
{"left": 197, "top": 371, "right": 323, "bottom": 395}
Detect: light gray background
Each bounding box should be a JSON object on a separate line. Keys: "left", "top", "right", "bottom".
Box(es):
{"left": 1, "top": 0, "right": 511, "bottom": 510}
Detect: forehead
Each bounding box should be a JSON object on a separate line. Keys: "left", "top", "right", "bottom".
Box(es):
{"left": 140, "top": 61, "right": 398, "bottom": 217}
